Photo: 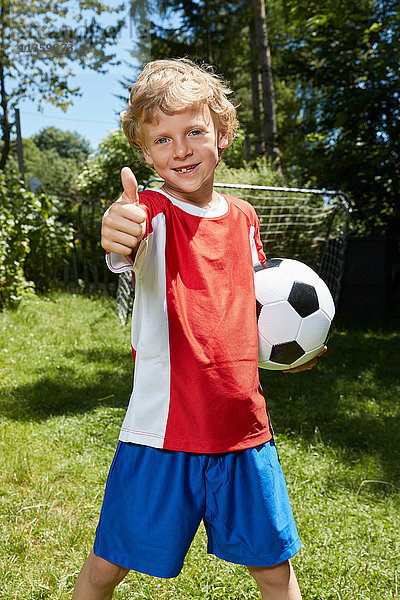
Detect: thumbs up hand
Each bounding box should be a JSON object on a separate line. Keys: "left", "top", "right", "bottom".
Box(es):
{"left": 101, "top": 167, "right": 147, "bottom": 256}
{"left": 120, "top": 166, "right": 140, "bottom": 206}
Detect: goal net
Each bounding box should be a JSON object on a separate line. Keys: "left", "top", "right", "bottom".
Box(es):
{"left": 116, "top": 180, "right": 350, "bottom": 324}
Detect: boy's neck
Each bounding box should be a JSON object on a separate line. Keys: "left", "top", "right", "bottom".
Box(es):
{"left": 160, "top": 182, "right": 220, "bottom": 210}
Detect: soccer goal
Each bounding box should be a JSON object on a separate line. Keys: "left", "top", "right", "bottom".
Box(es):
{"left": 116, "top": 179, "right": 351, "bottom": 325}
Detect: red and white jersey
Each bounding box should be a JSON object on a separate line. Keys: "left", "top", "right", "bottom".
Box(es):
{"left": 107, "top": 189, "right": 273, "bottom": 453}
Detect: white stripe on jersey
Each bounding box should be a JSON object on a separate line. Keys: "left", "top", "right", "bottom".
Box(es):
{"left": 120, "top": 212, "right": 171, "bottom": 447}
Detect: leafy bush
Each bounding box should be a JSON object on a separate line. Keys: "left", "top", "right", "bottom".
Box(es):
{"left": 75, "top": 129, "right": 155, "bottom": 202}
{"left": 23, "top": 194, "right": 74, "bottom": 293}
{"left": 0, "top": 171, "right": 74, "bottom": 308}
{"left": 0, "top": 173, "right": 35, "bottom": 307}
{"left": 216, "top": 155, "right": 297, "bottom": 187}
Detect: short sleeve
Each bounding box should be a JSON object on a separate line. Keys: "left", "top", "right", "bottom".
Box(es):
{"left": 251, "top": 206, "right": 267, "bottom": 270}
{"left": 105, "top": 252, "right": 134, "bottom": 273}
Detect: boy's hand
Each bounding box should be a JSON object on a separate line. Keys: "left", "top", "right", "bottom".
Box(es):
{"left": 283, "top": 346, "right": 327, "bottom": 374}
{"left": 101, "top": 167, "right": 147, "bottom": 256}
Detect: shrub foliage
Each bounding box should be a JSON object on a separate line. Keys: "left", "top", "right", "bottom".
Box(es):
{"left": 0, "top": 171, "right": 73, "bottom": 308}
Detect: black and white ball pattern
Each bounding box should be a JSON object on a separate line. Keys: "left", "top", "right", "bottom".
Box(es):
{"left": 255, "top": 258, "right": 335, "bottom": 370}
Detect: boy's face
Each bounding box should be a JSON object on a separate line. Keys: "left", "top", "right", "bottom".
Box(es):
{"left": 140, "top": 105, "right": 229, "bottom": 207}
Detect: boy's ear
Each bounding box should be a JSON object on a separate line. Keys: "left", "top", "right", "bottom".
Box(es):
{"left": 218, "top": 131, "right": 229, "bottom": 150}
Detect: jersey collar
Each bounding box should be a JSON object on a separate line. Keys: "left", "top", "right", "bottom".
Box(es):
{"left": 156, "top": 188, "right": 228, "bottom": 218}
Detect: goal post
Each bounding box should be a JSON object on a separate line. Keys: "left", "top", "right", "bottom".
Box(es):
{"left": 116, "top": 179, "right": 351, "bottom": 324}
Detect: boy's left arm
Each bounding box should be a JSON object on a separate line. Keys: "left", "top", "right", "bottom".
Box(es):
{"left": 283, "top": 346, "right": 327, "bottom": 374}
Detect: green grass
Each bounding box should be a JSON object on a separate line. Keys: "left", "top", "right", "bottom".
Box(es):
{"left": 1, "top": 293, "right": 399, "bottom": 599}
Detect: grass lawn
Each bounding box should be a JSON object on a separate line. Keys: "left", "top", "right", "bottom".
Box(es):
{"left": 0, "top": 292, "right": 399, "bottom": 599}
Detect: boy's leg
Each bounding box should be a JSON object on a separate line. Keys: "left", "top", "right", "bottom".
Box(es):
{"left": 248, "top": 560, "right": 302, "bottom": 600}
{"left": 72, "top": 551, "right": 129, "bottom": 600}
{"left": 75, "top": 441, "right": 207, "bottom": 598}
{"left": 203, "top": 440, "right": 302, "bottom": 597}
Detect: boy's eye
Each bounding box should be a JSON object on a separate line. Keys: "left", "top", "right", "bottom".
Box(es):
{"left": 189, "top": 130, "right": 202, "bottom": 136}
{"left": 155, "top": 137, "right": 168, "bottom": 145}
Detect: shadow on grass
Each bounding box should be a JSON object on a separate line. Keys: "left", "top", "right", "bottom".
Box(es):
{"left": 260, "top": 321, "right": 400, "bottom": 487}
{"left": 0, "top": 347, "right": 133, "bottom": 421}
{"left": 2, "top": 320, "right": 399, "bottom": 487}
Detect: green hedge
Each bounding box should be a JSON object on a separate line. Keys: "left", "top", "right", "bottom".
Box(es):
{"left": 0, "top": 172, "right": 74, "bottom": 308}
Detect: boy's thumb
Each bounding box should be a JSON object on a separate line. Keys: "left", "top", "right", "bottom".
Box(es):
{"left": 121, "top": 166, "right": 139, "bottom": 205}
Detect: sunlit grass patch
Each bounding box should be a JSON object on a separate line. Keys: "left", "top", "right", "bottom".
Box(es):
{"left": 1, "top": 294, "right": 399, "bottom": 599}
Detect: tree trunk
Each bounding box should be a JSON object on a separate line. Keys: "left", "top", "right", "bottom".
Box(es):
{"left": 0, "top": 0, "right": 10, "bottom": 171}
{"left": 252, "top": 0, "right": 281, "bottom": 170}
{"left": 249, "top": 19, "right": 265, "bottom": 156}
{"left": 0, "top": 60, "right": 11, "bottom": 171}
{"left": 204, "top": 0, "right": 213, "bottom": 64}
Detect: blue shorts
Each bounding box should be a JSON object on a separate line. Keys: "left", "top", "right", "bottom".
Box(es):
{"left": 93, "top": 440, "right": 301, "bottom": 578}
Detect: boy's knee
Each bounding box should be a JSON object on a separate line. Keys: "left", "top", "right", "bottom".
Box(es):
{"left": 87, "top": 552, "right": 129, "bottom": 589}
{"left": 248, "top": 560, "right": 291, "bottom": 590}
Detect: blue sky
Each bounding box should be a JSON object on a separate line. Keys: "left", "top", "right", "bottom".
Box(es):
{"left": 18, "top": 4, "right": 141, "bottom": 150}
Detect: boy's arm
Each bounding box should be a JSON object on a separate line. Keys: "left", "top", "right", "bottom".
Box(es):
{"left": 101, "top": 167, "right": 147, "bottom": 256}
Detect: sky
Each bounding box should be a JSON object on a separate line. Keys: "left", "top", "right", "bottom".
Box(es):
{"left": 18, "top": 3, "right": 142, "bottom": 151}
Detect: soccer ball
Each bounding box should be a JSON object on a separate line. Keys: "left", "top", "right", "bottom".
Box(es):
{"left": 255, "top": 258, "right": 335, "bottom": 370}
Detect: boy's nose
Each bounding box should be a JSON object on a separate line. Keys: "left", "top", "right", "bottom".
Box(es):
{"left": 173, "top": 138, "right": 192, "bottom": 159}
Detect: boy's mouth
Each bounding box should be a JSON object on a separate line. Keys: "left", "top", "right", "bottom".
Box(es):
{"left": 172, "top": 163, "right": 200, "bottom": 174}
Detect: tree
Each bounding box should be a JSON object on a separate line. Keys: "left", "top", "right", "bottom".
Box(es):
{"left": 249, "top": 19, "right": 265, "bottom": 156}
{"left": 5, "top": 127, "right": 92, "bottom": 195}
{"left": 32, "top": 126, "right": 91, "bottom": 165}
{"left": 18, "top": 139, "right": 82, "bottom": 196}
{"left": 0, "top": 0, "right": 125, "bottom": 170}
{"left": 280, "top": 0, "right": 400, "bottom": 234}
{"left": 75, "top": 129, "right": 155, "bottom": 203}
{"left": 120, "top": 0, "right": 399, "bottom": 235}
{"left": 252, "top": 0, "right": 281, "bottom": 169}
{"left": 121, "top": 0, "right": 252, "bottom": 156}
{"left": 124, "top": 0, "right": 294, "bottom": 167}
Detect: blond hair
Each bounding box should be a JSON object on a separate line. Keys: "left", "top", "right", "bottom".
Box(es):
{"left": 121, "top": 58, "right": 238, "bottom": 149}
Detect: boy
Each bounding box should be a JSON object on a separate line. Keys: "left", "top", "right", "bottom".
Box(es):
{"left": 73, "top": 58, "right": 320, "bottom": 600}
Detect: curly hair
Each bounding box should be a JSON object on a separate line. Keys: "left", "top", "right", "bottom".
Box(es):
{"left": 120, "top": 58, "right": 238, "bottom": 150}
